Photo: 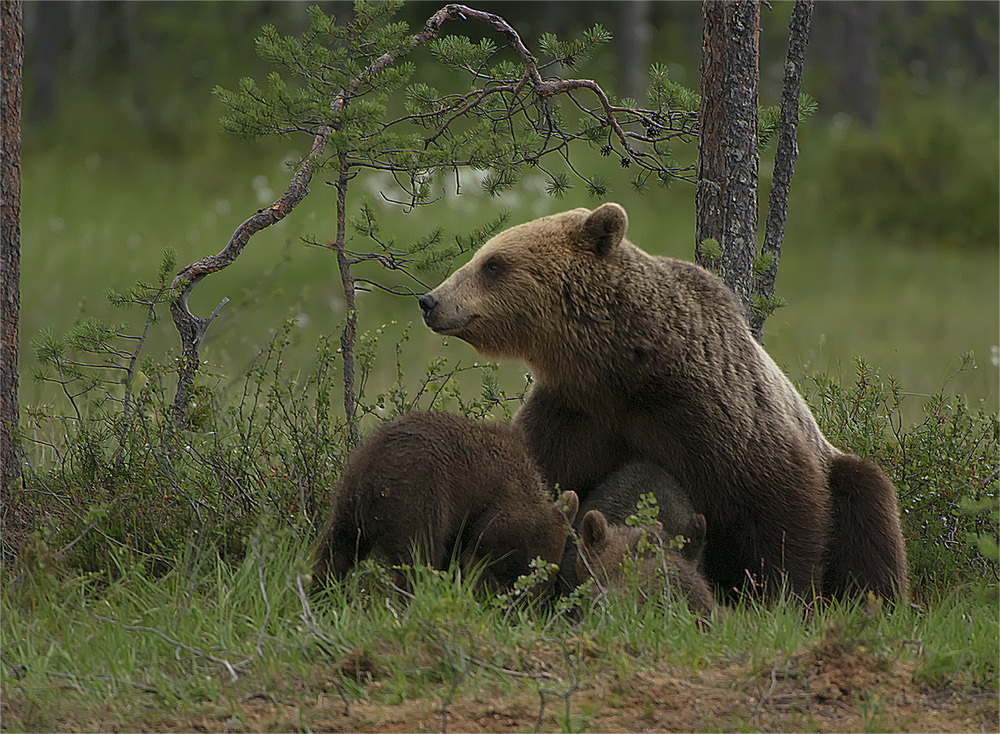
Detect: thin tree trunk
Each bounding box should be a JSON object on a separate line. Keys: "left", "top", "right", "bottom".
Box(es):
{"left": 333, "top": 155, "right": 359, "bottom": 447}
{"left": 750, "top": 0, "right": 814, "bottom": 342}
{"left": 1, "top": 0, "right": 22, "bottom": 496}
{"left": 617, "top": 0, "right": 652, "bottom": 102}
{"left": 695, "top": 0, "right": 760, "bottom": 315}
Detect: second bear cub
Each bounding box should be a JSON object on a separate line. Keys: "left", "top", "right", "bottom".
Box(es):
{"left": 576, "top": 509, "right": 718, "bottom": 618}
{"left": 312, "top": 411, "right": 579, "bottom": 594}
{"left": 559, "top": 461, "right": 707, "bottom": 593}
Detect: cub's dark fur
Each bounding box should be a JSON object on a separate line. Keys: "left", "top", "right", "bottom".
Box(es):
{"left": 312, "top": 411, "right": 578, "bottom": 593}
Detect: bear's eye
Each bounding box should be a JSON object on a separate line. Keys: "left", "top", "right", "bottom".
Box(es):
{"left": 482, "top": 258, "right": 503, "bottom": 280}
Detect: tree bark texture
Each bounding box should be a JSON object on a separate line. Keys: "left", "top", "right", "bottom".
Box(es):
{"left": 695, "top": 0, "right": 760, "bottom": 315}
{"left": 1, "top": 0, "right": 22, "bottom": 495}
{"left": 333, "top": 156, "right": 359, "bottom": 447}
{"left": 749, "top": 0, "right": 814, "bottom": 343}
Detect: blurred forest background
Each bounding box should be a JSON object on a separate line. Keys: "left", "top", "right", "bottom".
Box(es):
{"left": 18, "top": 0, "right": 1000, "bottom": 428}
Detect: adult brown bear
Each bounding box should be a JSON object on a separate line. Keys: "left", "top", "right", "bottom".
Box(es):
{"left": 419, "top": 203, "right": 908, "bottom": 601}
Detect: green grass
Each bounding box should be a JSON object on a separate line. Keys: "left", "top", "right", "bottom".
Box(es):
{"left": 10, "top": 11, "right": 999, "bottom": 731}
{"left": 2, "top": 531, "right": 996, "bottom": 732}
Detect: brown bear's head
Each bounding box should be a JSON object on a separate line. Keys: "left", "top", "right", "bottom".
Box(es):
{"left": 575, "top": 508, "right": 663, "bottom": 594}
{"left": 419, "top": 203, "right": 629, "bottom": 372}
{"left": 479, "top": 489, "right": 580, "bottom": 596}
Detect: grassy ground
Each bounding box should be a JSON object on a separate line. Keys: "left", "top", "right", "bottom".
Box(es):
{"left": 2, "top": 531, "right": 997, "bottom": 733}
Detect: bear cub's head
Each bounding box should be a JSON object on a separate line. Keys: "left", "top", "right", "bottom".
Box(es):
{"left": 419, "top": 203, "right": 629, "bottom": 364}
{"left": 575, "top": 509, "right": 718, "bottom": 619}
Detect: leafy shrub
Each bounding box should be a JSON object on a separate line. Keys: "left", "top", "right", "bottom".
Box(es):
{"left": 9, "top": 251, "right": 996, "bottom": 601}
{"left": 806, "top": 84, "right": 999, "bottom": 249}
{"left": 804, "top": 355, "right": 999, "bottom": 597}
{"left": 10, "top": 311, "right": 517, "bottom": 583}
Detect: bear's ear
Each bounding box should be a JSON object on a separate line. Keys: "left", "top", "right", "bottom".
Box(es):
{"left": 688, "top": 513, "right": 707, "bottom": 548}
{"left": 580, "top": 203, "right": 628, "bottom": 257}
{"left": 558, "top": 490, "right": 580, "bottom": 527}
{"left": 580, "top": 509, "right": 609, "bottom": 547}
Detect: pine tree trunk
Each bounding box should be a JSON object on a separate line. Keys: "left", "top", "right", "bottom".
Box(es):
{"left": 1, "top": 0, "right": 22, "bottom": 496}
{"left": 749, "top": 0, "right": 814, "bottom": 342}
{"left": 616, "top": 0, "right": 652, "bottom": 102}
{"left": 695, "top": 0, "right": 760, "bottom": 315}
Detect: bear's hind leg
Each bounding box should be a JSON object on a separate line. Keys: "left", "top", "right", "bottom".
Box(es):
{"left": 825, "top": 454, "right": 909, "bottom": 600}
{"left": 313, "top": 509, "right": 373, "bottom": 590}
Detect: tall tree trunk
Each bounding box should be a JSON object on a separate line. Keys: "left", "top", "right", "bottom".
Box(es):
{"left": 2, "top": 0, "right": 23, "bottom": 496}
{"left": 841, "top": 1, "right": 878, "bottom": 129}
{"left": 749, "top": 0, "right": 814, "bottom": 343}
{"left": 25, "top": 0, "right": 61, "bottom": 123}
{"left": 695, "top": 0, "right": 760, "bottom": 315}
{"left": 616, "top": 0, "right": 652, "bottom": 102}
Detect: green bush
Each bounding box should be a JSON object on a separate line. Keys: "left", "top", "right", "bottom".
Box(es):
{"left": 806, "top": 83, "right": 999, "bottom": 249}
{"left": 804, "top": 355, "right": 999, "bottom": 598}
{"left": 9, "top": 254, "right": 997, "bottom": 599}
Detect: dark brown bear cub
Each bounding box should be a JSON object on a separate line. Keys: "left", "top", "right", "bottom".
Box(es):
{"left": 559, "top": 461, "right": 707, "bottom": 592}
{"left": 312, "top": 411, "right": 579, "bottom": 594}
{"left": 576, "top": 509, "right": 718, "bottom": 619}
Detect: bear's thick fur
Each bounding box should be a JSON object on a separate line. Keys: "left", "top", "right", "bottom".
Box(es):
{"left": 312, "top": 411, "right": 578, "bottom": 593}
{"left": 420, "top": 203, "right": 908, "bottom": 600}
{"left": 559, "top": 460, "right": 707, "bottom": 593}
{"left": 576, "top": 509, "right": 717, "bottom": 618}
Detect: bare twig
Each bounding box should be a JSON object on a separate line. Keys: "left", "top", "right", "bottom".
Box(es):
{"left": 754, "top": 666, "right": 779, "bottom": 727}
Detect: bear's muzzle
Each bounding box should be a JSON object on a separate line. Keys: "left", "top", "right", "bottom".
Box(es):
{"left": 418, "top": 293, "right": 437, "bottom": 321}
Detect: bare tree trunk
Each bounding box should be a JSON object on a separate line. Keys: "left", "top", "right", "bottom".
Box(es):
{"left": 749, "top": 0, "right": 814, "bottom": 343}
{"left": 695, "top": 0, "right": 760, "bottom": 315}
{"left": 617, "top": 0, "right": 652, "bottom": 102}
{"left": 1, "top": 0, "right": 22, "bottom": 496}
{"left": 24, "top": 0, "right": 61, "bottom": 123}
{"left": 332, "top": 155, "right": 359, "bottom": 447}
{"left": 841, "top": 1, "right": 878, "bottom": 129}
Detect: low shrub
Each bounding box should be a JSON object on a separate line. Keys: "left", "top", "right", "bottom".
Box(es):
{"left": 8, "top": 288, "right": 997, "bottom": 601}
{"left": 805, "top": 355, "right": 999, "bottom": 598}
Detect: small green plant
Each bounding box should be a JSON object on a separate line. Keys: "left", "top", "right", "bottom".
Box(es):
{"left": 492, "top": 557, "right": 560, "bottom": 623}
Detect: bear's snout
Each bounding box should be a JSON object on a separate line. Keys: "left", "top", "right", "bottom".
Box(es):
{"left": 418, "top": 293, "right": 437, "bottom": 319}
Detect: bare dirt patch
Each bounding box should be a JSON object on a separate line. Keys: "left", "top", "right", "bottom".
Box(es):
{"left": 196, "top": 655, "right": 994, "bottom": 734}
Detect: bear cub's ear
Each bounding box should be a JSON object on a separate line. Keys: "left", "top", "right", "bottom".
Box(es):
{"left": 581, "top": 203, "right": 628, "bottom": 256}
{"left": 581, "top": 509, "right": 609, "bottom": 546}
{"left": 558, "top": 490, "right": 580, "bottom": 527}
